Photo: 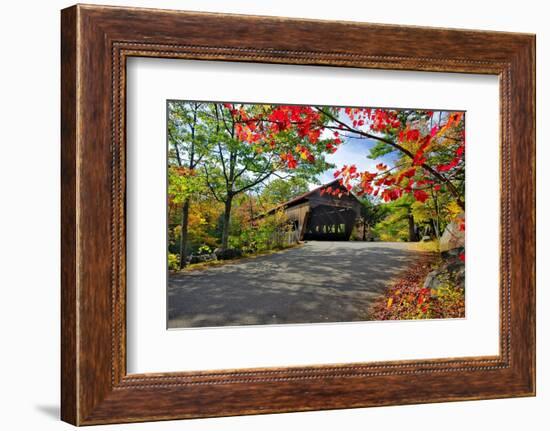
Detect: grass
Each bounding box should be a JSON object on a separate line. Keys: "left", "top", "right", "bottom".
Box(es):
{"left": 412, "top": 239, "right": 441, "bottom": 253}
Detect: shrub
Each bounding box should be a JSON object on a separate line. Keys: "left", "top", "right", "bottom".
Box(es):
{"left": 197, "top": 245, "right": 212, "bottom": 255}
{"left": 232, "top": 209, "right": 294, "bottom": 254}
{"left": 167, "top": 253, "right": 180, "bottom": 271}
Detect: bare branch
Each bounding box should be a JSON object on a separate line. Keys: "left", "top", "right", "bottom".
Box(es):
{"left": 233, "top": 170, "right": 275, "bottom": 195}
{"left": 202, "top": 165, "right": 224, "bottom": 203}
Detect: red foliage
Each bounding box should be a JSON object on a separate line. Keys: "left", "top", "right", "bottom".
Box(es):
{"left": 228, "top": 104, "right": 465, "bottom": 208}
{"left": 334, "top": 110, "right": 464, "bottom": 205}
{"left": 227, "top": 104, "right": 338, "bottom": 171}
{"left": 370, "top": 256, "right": 465, "bottom": 321}
{"left": 413, "top": 189, "right": 429, "bottom": 203}
{"left": 280, "top": 152, "right": 298, "bottom": 169}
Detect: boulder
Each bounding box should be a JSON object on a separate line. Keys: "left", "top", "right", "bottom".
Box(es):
{"left": 423, "top": 248, "right": 465, "bottom": 293}
{"left": 423, "top": 270, "right": 439, "bottom": 291}
{"left": 214, "top": 247, "right": 243, "bottom": 260}
{"left": 188, "top": 253, "right": 217, "bottom": 264}
{"left": 439, "top": 213, "right": 465, "bottom": 252}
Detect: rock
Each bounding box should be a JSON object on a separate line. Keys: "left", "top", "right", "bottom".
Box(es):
{"left": 441, "top": 246, "right": 463, "bottom": 259}
{"left": 188, "top": 253, "right": 217, "bottom": 264}
{"left": 439, "top": 213, "right": 465, "bottom": 252}
{"left": 423, "top": 270, "right": 439, "bottom": 290}
{"left": 214, "top": 248, "right": 242, "bottom": 260}
{"left": 206, "top": 253, "right": 218, "bottom": 262}
{"left": 423, "top": 250, "right": 465, "bottom": 293}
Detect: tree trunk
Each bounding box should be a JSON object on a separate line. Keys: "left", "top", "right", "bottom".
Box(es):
{"left": 432, "top": 190, "right": 441, "bottom": 239}
{"left": 408, "top": 213, "right": 417, "bottom": 242}
{"left": 178, "top": 198, "right": 191, "bottom": 269}
{"left": 221, "top": 196, "right": 233, "bottom": 250}
{"left": 362, "top": 218, "right": 367, "bottom": 241}
{"left": 431, "top": 219, "right": 440, "bottom": 239}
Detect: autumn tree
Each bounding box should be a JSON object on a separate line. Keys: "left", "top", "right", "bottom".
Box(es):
{"left": 169, "top": 101, "right": 466, "bottom": 259}
{"left": 200, "top": 103, "right": 336, "bottom": 250}
{"left": 316, "top": 107, "right": 465, "bottom": 211}
{"left": 168, "top": 101, "right": 209, "bottom": 268}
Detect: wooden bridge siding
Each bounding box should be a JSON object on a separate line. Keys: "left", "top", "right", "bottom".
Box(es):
{"left": 283, "top": 202, "right": 310, "bottom": 241}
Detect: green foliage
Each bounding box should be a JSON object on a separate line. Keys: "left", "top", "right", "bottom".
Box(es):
{"left": 371, "top": 195, "right": 414, "bottom": 241}
{"left": 373, "top": 216, "right": 409, "bottom": 242}
{"left": 167, "top": 253, "right": 180, "bottom": 271}
{"left": 197, "top": 245, "right": 213, "bottom": 255}
{"left": 167, "top": 101, "right": 210, "bottom": 166}
{"left": 360, "top": 195, "right": 386, "bottom": 226}
{"left": 180, "top": 102, "right": 336, "bottom": 249}
{"left": 372, "top": 183, "right": 463, "bottom": 242}
{"left": 168, "top": 167, "right": 204, "bottom": 204}
{"left": 368, "top": 141, "right": 394, "bottom": 159}
{"left": 231, "top": 210, "right": 294, "bottom": 254}
{"left": 198, "top": 103, "right": 333, "bottom": 204}
{"left": 260, "top": 177, "right": 310, "bottom": 205}
{"left": 351, "top": 195, "right": 388, "bottom": 241}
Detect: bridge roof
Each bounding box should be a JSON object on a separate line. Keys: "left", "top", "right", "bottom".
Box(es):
{"left": 263, "top": 179, "right": 361, "bottom": 216}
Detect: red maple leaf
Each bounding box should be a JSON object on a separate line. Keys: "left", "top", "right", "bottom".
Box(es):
{"left": 413, "top": 189, "right": 429, "bottom": 203}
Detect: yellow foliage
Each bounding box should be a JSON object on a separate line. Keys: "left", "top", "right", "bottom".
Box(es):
{"left": 414, "top": 240, "right": 441, "bottom": 253}
{"left": 446, "top": 200, "right": 463, "bottom": 220}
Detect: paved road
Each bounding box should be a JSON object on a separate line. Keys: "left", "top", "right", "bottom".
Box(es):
{"left": 168, "top": 241, "right": 423, "bottom": 328}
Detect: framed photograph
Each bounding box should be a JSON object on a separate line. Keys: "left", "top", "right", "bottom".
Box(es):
{"left": 61, "top": 4, "right": 535, "bottom": 425}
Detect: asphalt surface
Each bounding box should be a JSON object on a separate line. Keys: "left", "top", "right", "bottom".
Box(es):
{"left": 168, "top": 241, "right": 423, "bottom": 328}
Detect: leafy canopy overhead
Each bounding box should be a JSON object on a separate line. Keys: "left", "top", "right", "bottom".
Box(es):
{"left": 222, "top": 103, "right": 465, "bottom": 210}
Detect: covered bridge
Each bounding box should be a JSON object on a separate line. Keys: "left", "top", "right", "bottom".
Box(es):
{"left": 264, "top": 180, "right": 362, "bottom": 241}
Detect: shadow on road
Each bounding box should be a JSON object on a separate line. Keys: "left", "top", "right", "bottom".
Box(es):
{"left": 168, "top": 241, "right": 424, "bottom": 328}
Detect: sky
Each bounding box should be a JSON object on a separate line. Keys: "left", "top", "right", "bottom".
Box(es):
{"left": 309, "top": 111, "right": 398, "bottom": 190}
{"left": 315, "top": 136, "right": 381, "bottom": 187}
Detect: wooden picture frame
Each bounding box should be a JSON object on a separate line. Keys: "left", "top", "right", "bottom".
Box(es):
{"left": 61, "top": 4, "right": 535, "bottom": 425}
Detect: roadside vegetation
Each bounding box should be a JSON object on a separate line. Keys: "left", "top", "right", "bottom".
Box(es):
{"left": 369, "top": 254, "right": 465, "bottom": 320}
